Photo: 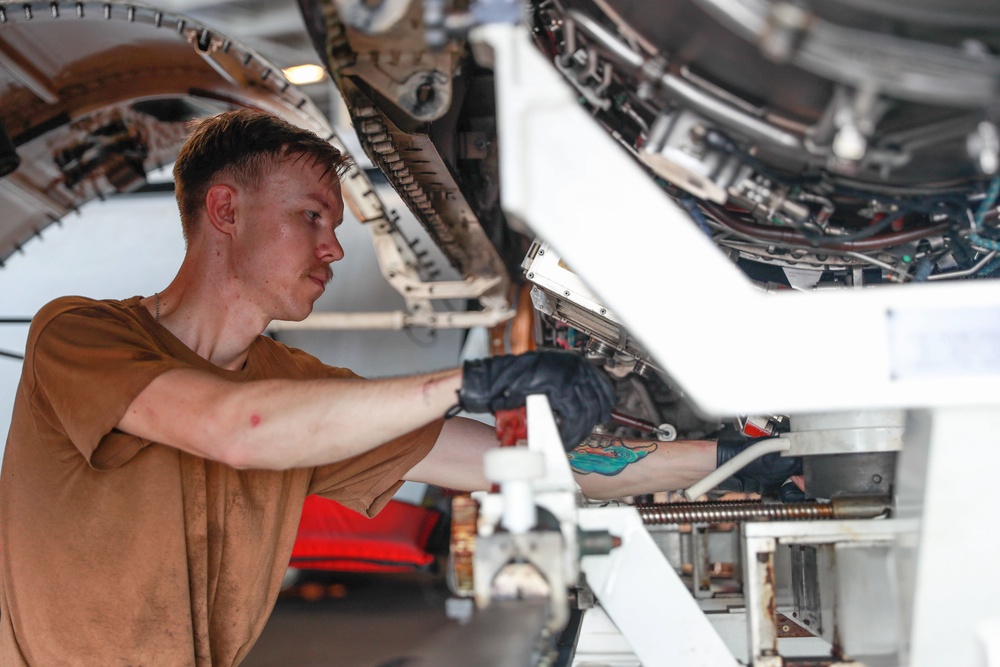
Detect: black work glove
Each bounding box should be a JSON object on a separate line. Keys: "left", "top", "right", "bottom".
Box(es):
{"left": 458, "top": 351, "right": 616, "bottom": 450}
{"left": 778, "top": 479, "right": 807, "bottom": 503}
{"left": 716, "top": 436, "right": 803, "bottom": 496}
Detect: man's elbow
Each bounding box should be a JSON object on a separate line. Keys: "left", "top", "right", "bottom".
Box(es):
{"left": 196, "top": 386, "right": 299, "bottom": 470}
{"left": 210, "top": 430, "right": 297, "bottom": 471}
{"left": 214, "top": 438, "right": 259, "bottom": 470}
{"left": 185, "top": 405, "right": 285, "bottom": 471}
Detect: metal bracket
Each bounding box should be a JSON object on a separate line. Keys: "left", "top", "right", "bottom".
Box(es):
{"left": 742, "top": 519, "right": 909, "bottom": 667}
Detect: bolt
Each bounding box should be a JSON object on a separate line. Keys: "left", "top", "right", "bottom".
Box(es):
{"left": 417, "top": 82, "right": 435, "bottom": 105}
{"left": 872, "top": 474, "right": 883, "bottom": 484}
{"left": 781, "top": 625, "right": 790, "bottom": 633}
{"left": 538, "top": 248, "right": 545, "bottom": 255}
{"left": 599, "top": 308, "right": 606, "bottom": 315}
{"left": 564, "top": 290, "right": 570, "bottom": 296}
{"left": 527, "top": 272, "right": 534, "bottom": 279}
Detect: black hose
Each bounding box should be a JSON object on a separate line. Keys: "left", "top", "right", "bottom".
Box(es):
{"left": 704, "top": 202, "right": 947, "bottom": 251}
{"left": 799, "top": 210, "right": 906, "bottom": 245}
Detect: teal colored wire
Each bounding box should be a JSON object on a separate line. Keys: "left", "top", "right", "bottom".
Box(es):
{"left": 980, "top": 255, "right": 1000, "bottom": 277}
{"left": 970, "top": 176, "right": 1000, "bottom": 255}
{"left": 971, "top": 235, "right": 1000, "bottom": 251}
{"left": 975, "top": 175, "right": 1000, "bottom": 226}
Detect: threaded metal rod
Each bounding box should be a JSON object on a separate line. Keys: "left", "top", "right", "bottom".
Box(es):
{"left": 637, "top": 500, "right": 835, "bottom": 525}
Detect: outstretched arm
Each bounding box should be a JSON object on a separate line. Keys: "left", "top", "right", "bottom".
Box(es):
{"left": 404, "top": 416, "right": 717, "bottom": 499}
{"left": 118, "top": 349, "right": 613, "bottom": 472}
{"left": 118, "top": 367, "right": 464, "bottom": 470}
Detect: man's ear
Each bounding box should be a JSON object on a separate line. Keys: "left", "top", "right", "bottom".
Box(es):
{"left": 205, "top": 184, "right": 239, "bottom": 236}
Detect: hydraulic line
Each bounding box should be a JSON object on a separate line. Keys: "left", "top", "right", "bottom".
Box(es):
{"left": 636, "top": 496, "right": 890, "bottom": 525}
{"left": 704, "top": 201, "right": 948, "bottom": 251}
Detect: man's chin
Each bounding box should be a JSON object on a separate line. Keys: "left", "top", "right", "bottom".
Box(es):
{"left": 275, "top": 302, "right": 315, "bottom": 323}
{"left": 289, "top": 306, "right": 315, "bottom": 323}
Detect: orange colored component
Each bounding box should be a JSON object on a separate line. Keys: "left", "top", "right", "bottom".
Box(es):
{"left": 495, "top": 406, "right": 528, "bottom": 446}
{"left": 449, "top": 494, "right": 479, "bottom": 597}
{"left": 488, "top": 282, "right": 537, "bottom": 355}
{"left": 510, "top": 283, "right": 537, "bottom": 355}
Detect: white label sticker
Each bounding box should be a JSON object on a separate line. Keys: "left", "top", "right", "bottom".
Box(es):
{"left": 888, "top": 306, "right": 1000, "bottom": 380}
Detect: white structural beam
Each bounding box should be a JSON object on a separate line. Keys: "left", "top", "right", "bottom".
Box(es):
{"left": 473, "top": 23, "right": 1000, "bottom": 416}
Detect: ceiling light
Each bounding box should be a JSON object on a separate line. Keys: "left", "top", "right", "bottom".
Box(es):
{"left": 282, "top": 64, "right": 327, "bottom": 86}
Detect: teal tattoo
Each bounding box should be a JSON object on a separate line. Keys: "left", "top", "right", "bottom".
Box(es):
{"left": 568, "top": 434, "right": 657, "bottom": 476}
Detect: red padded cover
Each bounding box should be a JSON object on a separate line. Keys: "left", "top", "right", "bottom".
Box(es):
{"left": 290, "top": 496, "right": 440, "bottom": 572}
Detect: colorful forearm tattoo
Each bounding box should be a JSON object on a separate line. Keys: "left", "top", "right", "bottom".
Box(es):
{"left": 568, "top": 433, "right": 658, "bottom": 476}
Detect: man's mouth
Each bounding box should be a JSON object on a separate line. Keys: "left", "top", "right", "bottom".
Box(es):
{"left": 308, "top": 267, "right": 333, "bottom": 290}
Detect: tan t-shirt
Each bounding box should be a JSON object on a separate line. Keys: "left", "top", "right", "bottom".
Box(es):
{"left": 0, "top": 296, "right": 442, "bottom": 666}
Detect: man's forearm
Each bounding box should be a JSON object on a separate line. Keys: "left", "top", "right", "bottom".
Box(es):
{"left": 403, "top": 419, "right": 720, "bottom": 499}
{"left": 120, "top": 367, "right": 464, "bottom": 470}
{"left": 570, "top": 434, "right": 717, "bottom": 500}
{"left": 220, "top": 370, "right": 464, "bottom": 469}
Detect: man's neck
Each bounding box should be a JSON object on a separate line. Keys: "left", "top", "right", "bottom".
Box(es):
{"left": 154, "top": 258, "right": 269, "bottom": 372}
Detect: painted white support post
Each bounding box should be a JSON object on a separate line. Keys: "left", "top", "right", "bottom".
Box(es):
{"left": 743, "top": 534, "right": 781, "bottom": 667}
{"left": 896, "top": 406, "right": 1000, "bottom": 667}
{"left": 578, "top": 506, "right": 739, "bottom": 667}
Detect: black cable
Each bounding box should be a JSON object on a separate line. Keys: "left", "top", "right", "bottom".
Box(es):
{"left": 800, "top": 210, "right": 907, "bottom": 245}
{"left": 0, "top": 349, "right": 24, "bottom": 361}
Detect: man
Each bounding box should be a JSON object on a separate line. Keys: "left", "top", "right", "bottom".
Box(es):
{"left": 0, "top": 110, "right": 795, "bottom": 665}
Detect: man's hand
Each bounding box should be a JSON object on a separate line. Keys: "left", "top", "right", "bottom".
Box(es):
{"left": 716, "top": 436, "right": 804, "bottom": 497}
{"left": 458, "top": 351, "right": 616, "bottom": 450}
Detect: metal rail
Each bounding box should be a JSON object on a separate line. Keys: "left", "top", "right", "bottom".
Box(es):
{"left": 636, "top": 496, "right": 890, "bottom": 525}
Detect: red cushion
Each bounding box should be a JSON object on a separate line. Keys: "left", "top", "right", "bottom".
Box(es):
{"left": 290, "top": 496, "right": 440, "bottom": 572}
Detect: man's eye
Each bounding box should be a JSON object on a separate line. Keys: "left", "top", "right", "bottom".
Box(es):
{"left": 306, "top": 211, "right": 320, "bottom": 222}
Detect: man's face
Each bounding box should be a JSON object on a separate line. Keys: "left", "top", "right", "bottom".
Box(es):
{"left": 233, "top": 156, "right": 346, "bottom": 322}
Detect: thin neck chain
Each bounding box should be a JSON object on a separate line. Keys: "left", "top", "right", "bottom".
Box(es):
{"left": 155, "top": 292, "right": 160, "bottom": 322}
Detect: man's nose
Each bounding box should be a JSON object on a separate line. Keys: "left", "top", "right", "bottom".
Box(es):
{"left": 318, "top": 233, "right": 345, "bottom": 263}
